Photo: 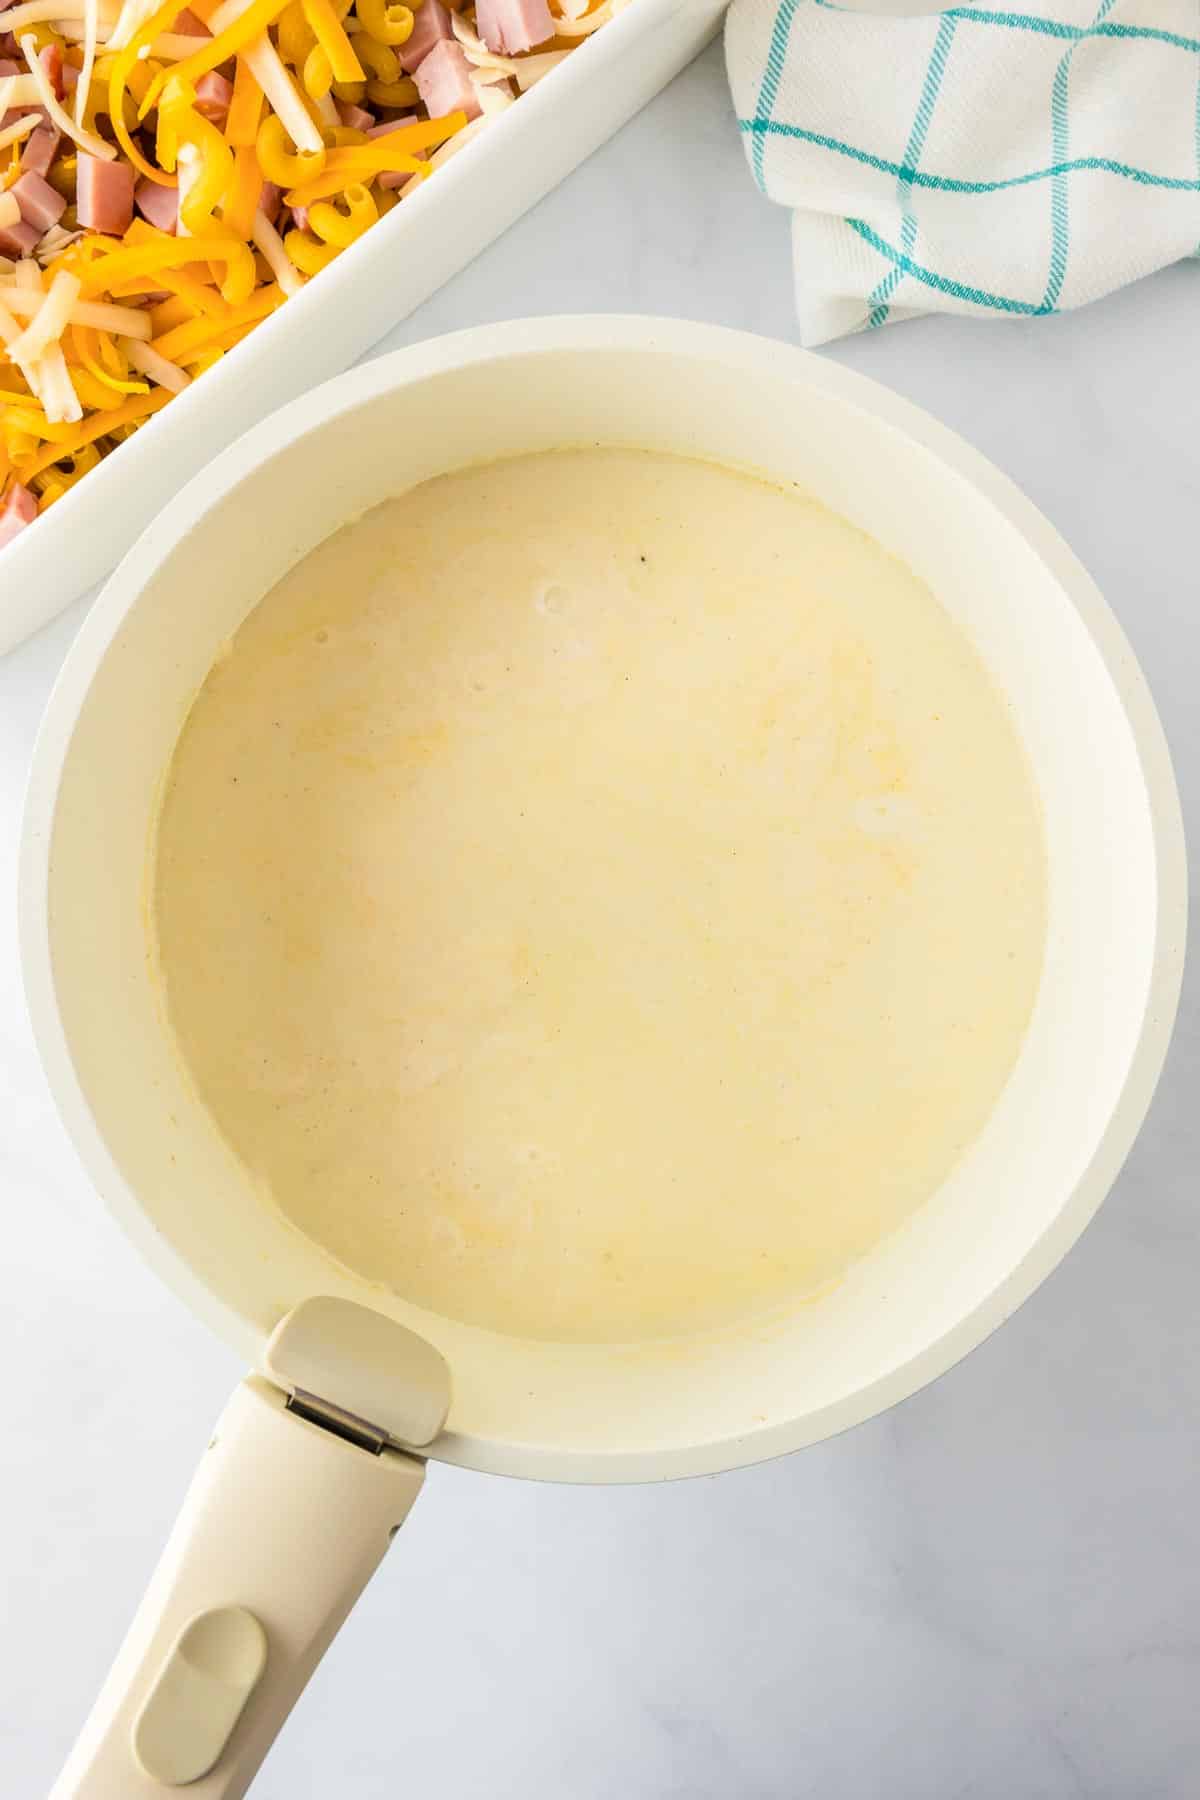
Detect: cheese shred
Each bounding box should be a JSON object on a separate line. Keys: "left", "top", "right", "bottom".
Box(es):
{"left": 19, "top": 34, "right": 118, "bottom": 161}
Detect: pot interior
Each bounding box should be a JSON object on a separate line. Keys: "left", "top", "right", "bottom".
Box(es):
{"left": 35, "top": 324, "right": 1173, "bottom": 1480}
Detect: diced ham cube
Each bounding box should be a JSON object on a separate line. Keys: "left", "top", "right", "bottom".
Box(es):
{"left": 475, "top": 0, "right": 554, "bottom": 54}
{"left": 0, "top": 214, "right": 39, "bottom": 255}
{"left": 336, "top": 100, "right": 374, "bottom": 133}
{"left": 0, "top": 481, "right": 37, "bottom": 551}
{"left": 61, "top": 60, "right": 78, "bottom": 90}
{"left": 397, "top": 0, "right": 453, "bottom": 73}
{"left": 135, "top": 176, "right": 178, "bottom": 234}
{"left": 20, "top": 125, "right": 60, "bottom": 179}
{"left": 289, "top": 202, "right": 309, "bottom": 231}
{"left": 12, "top": 168, "right": 64, "bottom": 232}
{"left": 2, "top": 102, "right": 53, "bottom": 133}
{"left": 413, "top": 40, "right": 481, "bottom": 121}
{"left": 193, "top": 71, "right": 233, "bottom": 124}
{"left": 38, "top": 40, "right": 62, "bottom": 99}
{"left": 77, "top": 153, "right": 134, "bottom": 233}
{"left": 258, "top": 179, "right": 281, "bottom": 224}
{"left": 2, "top": 48, "right": 59, "bottom": 131}
{"left": 174, "top": 7, "right": 210, "bottom": 32}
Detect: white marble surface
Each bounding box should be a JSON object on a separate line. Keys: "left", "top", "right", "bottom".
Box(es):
{"left": 2, "top": 40, "right": 1198, "bottom": 1800}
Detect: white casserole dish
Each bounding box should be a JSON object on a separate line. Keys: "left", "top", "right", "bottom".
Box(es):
{"left": 0, "top": 0, "right": 726, "bottom": 657}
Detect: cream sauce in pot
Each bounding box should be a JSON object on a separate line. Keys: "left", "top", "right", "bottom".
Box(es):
{"left": 152, "top": 450, "right": 1045, "bottom": 1343}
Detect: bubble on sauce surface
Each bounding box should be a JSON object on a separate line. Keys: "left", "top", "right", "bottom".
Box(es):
{"left": 854, "top": 794, "right": 921, "bottom": 836}
{"left": 535, "top": 582, "right": 570, "bottom": 617}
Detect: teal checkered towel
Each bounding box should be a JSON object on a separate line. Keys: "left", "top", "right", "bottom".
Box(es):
{"left": 726, "top": 0, "right": 1200, "bottom": 344}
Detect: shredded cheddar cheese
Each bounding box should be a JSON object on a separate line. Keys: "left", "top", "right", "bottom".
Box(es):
{"left": 299, "top": 0, "right": 363, "bottom": 84}
{"left": 71, "top": 322, "right": 150, "bottom": 393}
{"left": 19, "top": 384, "right": 171, "bottom": 476}
{"left": 226, "top": 55, "right": 265, "bottom": 144}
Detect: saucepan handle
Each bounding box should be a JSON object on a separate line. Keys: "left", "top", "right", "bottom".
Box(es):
{"left": 51, "top": 1375, "right": 426, "bottom": 1799}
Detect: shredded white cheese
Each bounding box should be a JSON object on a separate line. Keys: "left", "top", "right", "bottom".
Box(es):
{"left": 206, "top": 0, "right": 259, "bottom": 30}
{"left": 124, "top": 335, "right": 191, "bottom": 391}
{"left": 35, "top": 340, "right": 83, "bottom": 424}
{"left": 0, "top": 74, "right": 47, "bottom": 109}
{"left": 426, "top": 114, "right": 491, "bottom": 168}
{"left": 242, "top": 35, "right": 324, "bottom": 152}
{"left": 450, "top": 12, "right": 518, "bottom": 72}
{"left": 0, "top": 293, "right": 25, "bottom": 346}
{"left": 250, "top": 205, "right": 304, "bottom": 296}
{"left": 19, "top": 33, "right": 118, "bottom": 160}
{"left": 0, "top": 194, "right": 21, "bottom": 232}
{"left": 0, "top": 297, "right": 44, "bottom": 410}
{"left": 7, "top": 269, "right": 82, "bottom": 364}
{"left": 0, "top": 115, "right": 43, "bottom": 155}
{"left": 512, "top": 50, "right": 569, "bottom": 90}
{"left": 74, "top": 0, "right": 101, "bottom": 135}
{"left": 148, "top": 31, "right": 217, "bottom": 57}
{"left": 175, "top": 142, "right": 199, "bottom": 237}
{"left": 0, "top": 0, "right": 118, "bottom": 30}
{"left": 545, "top": 2, "right": 612, "bottom": 35}
{"left": 0, "top": 284, "right": 155, "bottom": 337}
{"left": 11, "top": 262, "right": 48, "bottom": 416}
{"left": 471, "top": 72, "right": 515, "bottom": 117}
{"left": 19, "top": 365, "right": 47, "bottom": 411}
{"left": 106, "top": 0, "right": 162, "bottom": 51}
{"left": 36, "top": 223, "right": 84, "bottom": 265}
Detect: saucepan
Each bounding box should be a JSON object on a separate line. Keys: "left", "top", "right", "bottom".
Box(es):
{"left": 21, "top": 317, "right": 1186, "bottom": 1797}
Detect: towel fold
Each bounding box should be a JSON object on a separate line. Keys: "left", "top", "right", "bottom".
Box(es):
{"left": 726, "top": 0, "right": 1200, "bottom": 345}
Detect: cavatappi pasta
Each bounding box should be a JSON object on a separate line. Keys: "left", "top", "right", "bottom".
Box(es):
{"left": 0, "top": 0, "right": 624, "bottom": 551}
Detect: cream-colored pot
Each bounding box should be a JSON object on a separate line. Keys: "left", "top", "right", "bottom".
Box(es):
{"left": 22, "top": 319, "right": 1186, "bottom": 1797}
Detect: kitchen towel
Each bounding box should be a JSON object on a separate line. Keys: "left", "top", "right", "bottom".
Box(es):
{"left": 726, "top": 0, "right": 1200, "bottom": 344}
